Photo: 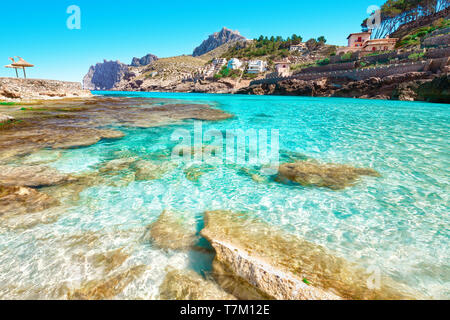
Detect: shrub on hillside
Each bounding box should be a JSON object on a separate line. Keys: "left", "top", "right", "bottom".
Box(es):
{"left": 408, "top": 52, "right": 425, "bottom": 61}
{"left": 317, "top": 58, "right": 330, "bottom": 66}
{"left": 341, "top": 52, "right": 353, "bottom": 62}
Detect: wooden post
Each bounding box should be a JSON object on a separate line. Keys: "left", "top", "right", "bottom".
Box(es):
{"left": 23, "top": 67, "right": 26, "bottom": 79}
{"left": 15, "top": 68, "right": 18, "bottom": 78}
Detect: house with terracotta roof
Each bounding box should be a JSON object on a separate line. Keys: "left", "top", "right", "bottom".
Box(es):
{"left": 337, "top": 30, "right": 398, "bottom": 55}
{"left": 362, "top": 37, "right": 398, "bottom": 52}
{"left": 350, "top": 32, "right": 371, "bottom": 47}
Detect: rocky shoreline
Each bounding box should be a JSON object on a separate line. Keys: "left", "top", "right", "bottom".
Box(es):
{"left": 237, "top": 72, "right": 450, "bottom": 103}
{"left": 0, "top": 78, "right": 92, "bottom": 101}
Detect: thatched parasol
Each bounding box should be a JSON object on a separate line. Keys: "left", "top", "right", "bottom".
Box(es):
{"left": 4, "top": 57, "right": 20, "bottom": 78}
{"left": 12, "top": 57, "right": 34, "bottom": 79}
{"left": 4, "top": 64, "right": 20, "bottom": 78}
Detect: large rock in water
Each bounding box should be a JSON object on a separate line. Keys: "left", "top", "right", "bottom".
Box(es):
{"left": 143, "top": 210, "right": 199, "bottom": 251}
{"left": 277, "top": 161, "right": 380, "bottom": 190}
{"left": 130, "top": 53, "right": 158, "bottom": 67}
{"left": 83, "top": 60, "right": 129, "bottom": 90}
{"left": 201, "top": 211, "right": 422, "bottom": 300}
{"left": 193, "top": 27, "right": 246, "bottom": 57}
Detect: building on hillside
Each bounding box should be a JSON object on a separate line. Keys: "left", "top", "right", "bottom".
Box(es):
{"left": 336, "top": 30, "right": 398, "bottom": 54}
{"left": 289, "top": 43, "right": 307, "bottom": 52}
{"left": 212, "top": 58, "right": 227, "bottom": 67}
{"left": 274, "top": 61, "right": 291, "bottom": 77}
{"left": 247, "top": 60, "right": 267, "bottom": 74}
{"left": 349, "top": 31, "right": 372, "bottom": 48}
{"left": 362, "top": 37, "right": 398, "bottom": 52}
{"left": 227, "top": 58, "right": 243, "bottom": 70}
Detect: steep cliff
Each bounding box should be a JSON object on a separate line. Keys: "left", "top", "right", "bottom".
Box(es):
{"left": 193, "top": 27, "right": 246, "bottom": 57}
{"left": 83, "top": 60, "right": 129, "bottom": 90}
{"left": 131, "top": 54, "right": 159, "bottom": 67}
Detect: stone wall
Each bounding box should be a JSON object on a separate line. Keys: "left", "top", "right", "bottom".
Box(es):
{"left": 0, "top": 78, "right": 92, "bottom": 101}
{"left": 425, "top": 46, "right": 450, "bottom": 58}
{"left": 251, "top": 60, "right": 429, "bottom": 85}
{"left": 297, "top": 62, "right": 356, "bottom": 74}
{"left": 423, "top": 34, "right": 450, "bottom": 47}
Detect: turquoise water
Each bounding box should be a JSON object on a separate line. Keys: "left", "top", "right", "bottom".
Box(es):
{"left": 0, "top": 92, "right": 448, "bottom": 299}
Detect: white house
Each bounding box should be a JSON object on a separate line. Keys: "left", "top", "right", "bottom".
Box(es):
{"left": 227, "top": 58, "right": 243, "bottom": 70}
{"left": 212, "top": 58, "right": 227, "bottom": 67}
{"left": 289, "top": 43, "right": 307, "bottom": 52}
{"left": 247, "top": 60, "right": 267, "bottom": 74}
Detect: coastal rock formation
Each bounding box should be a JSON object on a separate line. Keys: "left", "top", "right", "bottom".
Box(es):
{"left": 143, "top": 210, "right": 199, "bottom": 251}
{"left": 0, "top": 78, "right": 92, "bottom": 101}
{"left": 0, "top": 186, "right": 59, "bottom": 216}
{"left": 83, "top": 60, "right": 129, "bottom": 90}
{"left": 277, "top": 161, "right": 381, "bottom": 190}
{"left": 131, "top": 53, "right": 158, "bottom": 67}
{"left": 0, "top": 165, "right": 75, "bottom": 188}
{"left": 201, "top": 211, "right": 422, "bottom": 300}
{"left": 237, "top": 72, "right": 440, "bottom": 100}
{"left": 159, "top": 269, "right": 236, "bottom": 300}
{"left": 193, "top": 27, "right": 246, "bottom": 57}
{"left": 415, "top": 73, "right": 450, "bottom": 103}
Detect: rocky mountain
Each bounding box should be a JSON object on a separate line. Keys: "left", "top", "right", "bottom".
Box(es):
{"left": 83, "top": 60, "right": 129, "bottom": 90}
{"left": 193, "top": 27, "right": 246, "bottom": 57}
{"left": 131, "top": 53, "right": 159, "bottom": 67}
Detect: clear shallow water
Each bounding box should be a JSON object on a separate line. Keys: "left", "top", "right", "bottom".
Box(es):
{"left": 0, "top": 92, "right": 449, "bottom": 299}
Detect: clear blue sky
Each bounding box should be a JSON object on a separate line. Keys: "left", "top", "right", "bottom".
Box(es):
{"left": 0, "top": 0, "right": 384, "bottom": 82}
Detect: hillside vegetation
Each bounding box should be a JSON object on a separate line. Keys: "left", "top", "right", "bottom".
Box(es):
{"left": 397, "top": 17, "right": 450, "bottom": 47}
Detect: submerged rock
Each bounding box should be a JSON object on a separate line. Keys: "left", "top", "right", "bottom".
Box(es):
{"left": 67, "top": 265, "right": 147, "bottom": 300}
{"left": 89, "top": 248, "right": 129, "bottom": 274}
{"left": 0, "top": 165, "right": 75, "bottom": 188}
{"left": 277, "top": 161, "right": 380, "bottom": 190}
{"left": 144, "top": 210, "right": 199, "bottom": 251}
{"left": 159, "top": 269, "right": 236, "bottom": 300}
{"left": 134, "top": 160, "right": 177, "bottom": 181}
{"left": 184, "top": 164, "right": 216, "bottom": 182}
{"left": 0, "top": 97, "right": 231, "bottom": 161}
{"left": 99, "top": 158, "right": 137, "bottom": 173}
{"left": 201, "top": 211, "right": 422, "bottom": 300}
{"left": 212, "top": 259, "right": 273, "bottom": 300}
{"left": 0, "top": 186, "right": 59, "bottom": 216}
{"left": 50, "top": 129, "right": 125, "bottom": 149}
